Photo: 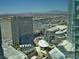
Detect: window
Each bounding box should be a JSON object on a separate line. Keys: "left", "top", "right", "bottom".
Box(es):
{"left": 76, "top": 10, "right": 79, "bottom": 14}
{"left": 75, "top": 19, "right": 79, "bottom": 26}
{"left": 75, "top": 27, "right": 79, "bottom": 34}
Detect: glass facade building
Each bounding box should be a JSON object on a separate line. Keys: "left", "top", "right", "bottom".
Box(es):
{"left": 75, "top": 0, "right": 79, "bottom": 59}
{"left": 68, "top": 0, "right": 79, "bottom": 59}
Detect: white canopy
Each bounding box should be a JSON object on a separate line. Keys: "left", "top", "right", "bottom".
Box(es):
{"left": 38, "top": 40, "right": 49, "bottom": 47}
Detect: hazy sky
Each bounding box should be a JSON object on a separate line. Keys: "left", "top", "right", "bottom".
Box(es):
{"left": 0, "top": 0, "right": 68, "bottom": 14}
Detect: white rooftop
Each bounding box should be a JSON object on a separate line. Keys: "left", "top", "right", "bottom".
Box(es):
{"left": 55, "top": 30, "right": 64, "bottom": 34}
{"left": 58, "top": 40, "right": 75, "bottom": 51}
{"left": 47, "top": 27, "right": 59, "bottom": 32}
{"left": 47, "top": 25, "right": 67, "bottom": 32}
{"left": 62, "top": 29, "right": 67, "bottom": 33}
{"left": 56, "top": 25, "right": 67, "bottom": 30}
{"left": 38, "top": 40, "right": 49, "bottom": 47}
{"left": 49, "top": 47, "right": 65, "bottom": 59}
{"left": 2, "top": 44, "right": 28, "bottom": 59}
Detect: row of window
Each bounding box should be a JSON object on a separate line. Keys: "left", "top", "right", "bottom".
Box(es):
{"left": 74, "top": 19, "right": 79, "bottom": 25}
{"left": 75, "top": 1, "right": 79, "bottom": 59}
{"left": 75, "top": 0, "right": 79, "bottom": 6}
{"left": 75, "top": 27, "right": 79, "bottom": 34}
{"left": 75, "top": 51, "right": 79, "bottom": 59}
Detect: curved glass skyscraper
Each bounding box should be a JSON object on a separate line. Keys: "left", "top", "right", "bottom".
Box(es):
{"left": 68, "top": 0, "right": 79, "bottom": 59}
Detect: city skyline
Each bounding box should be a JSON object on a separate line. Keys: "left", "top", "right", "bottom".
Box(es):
{"left": 0, "top": 0, "right": 68, "bottom": 14}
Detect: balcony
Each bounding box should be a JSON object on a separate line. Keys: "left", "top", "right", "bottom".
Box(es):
{"left": 75, "top": 52, "right": 79, "bottom": 59}
{"left": 75, "top": 32, "right": 79, "bottom": 35}
{"left": 75, "top": 26, "right": 79, "bottom": 27}
{"left": 74, "top": 18, "right": 79, "bottom": 26}
{"left": 75, "top": 43, "right": 79, "bottom": 52}
{"left": 75, "top": 27, "right": 79, "bottom": 34}
{"left": 76, "top": 6, "right": 79, "bottom": 10}
{"left": 76, "top": 40, "right": 79, "bottom": 43}
{"left": 76, "top": 0, "right": 79, "bottom": 2}
{"left": 76, "top": 14, "right": 79, "bottom": 19}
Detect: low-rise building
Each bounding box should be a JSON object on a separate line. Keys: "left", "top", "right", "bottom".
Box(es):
{"left": 48, "top": 47, "right": 65, "bottom": 59}
{"left": 2, "top": 44, "right": 28, "bottom": 59}
{"left": 58, "top": 40, "right": 75, "bottom": 59}
{"left": 44, "top": 25, "right": 67, "bottom": 44}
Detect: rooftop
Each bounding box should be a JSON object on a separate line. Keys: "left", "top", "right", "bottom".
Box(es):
{"left": 55, "top": 30, "right": 64, "bottom": 34}
{"left": 58, "top": 40, "right": 75, "bottom": 51}
{"left": 46, "top": 26, "right": 59, "bottom": 32}
{"left": 48, "top": 47, "right": 65, "bottom": 59}
{"left": 2, "top": 44, "right": 28, "bottom": 59}
{"left": 46, "top": 25, "right": 67, "bottom": 32}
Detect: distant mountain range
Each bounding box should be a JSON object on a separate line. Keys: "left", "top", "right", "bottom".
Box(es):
{"left": 0, "top": 11, "right": 68, "bottom": 17}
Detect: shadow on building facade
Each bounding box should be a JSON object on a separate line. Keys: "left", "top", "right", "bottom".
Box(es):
{"left": 0, "top": 25, "right": 6, "bottom": 59}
